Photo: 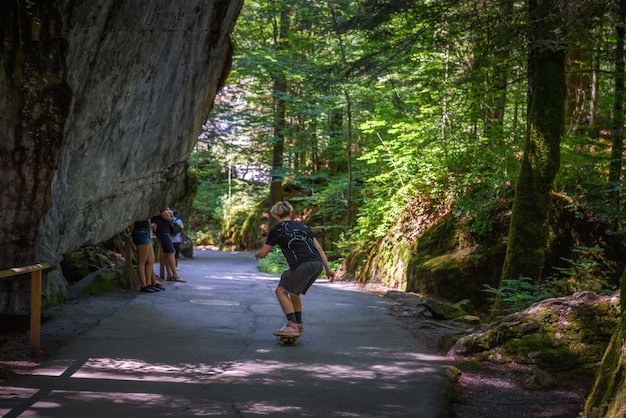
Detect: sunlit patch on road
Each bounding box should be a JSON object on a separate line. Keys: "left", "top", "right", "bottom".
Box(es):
{"left": 189, "top": 299, "right": 240, "bottom": 306}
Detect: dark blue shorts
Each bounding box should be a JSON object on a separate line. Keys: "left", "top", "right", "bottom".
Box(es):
{"left": 156, "top": 232, "right": 175, "bottom": 254}
{"left": 132, "top": 229, "right": 151, "bottom": 246}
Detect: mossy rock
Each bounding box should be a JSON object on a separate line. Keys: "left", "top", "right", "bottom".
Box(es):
{"left": 523, "top": 365, "right": 558, "bottom": 390}
{"left": 501, "top": 333, "right": 582, "bottom": 370}
{"left": 80, "top": 268, "right": 128, "bottom": 296}
{"left": 423, "top": 298, "right": 468, "bottom": 320}
{"left": 442, "top": 366, "right": 467, "bottom": 406}
{"left": 406, "top": 213, "right": 506, "bottom": 311}
{"left": 61, "top": 244, "right": 125, "bottom": 284}
{"left": 456, "top": 315, "right": 482, "bottom": 325}
{"left": 386, "top": 291, "right": 476, "bottom": 319}
{"left": 448, "top": 292, "right": 620, "bottom": 372}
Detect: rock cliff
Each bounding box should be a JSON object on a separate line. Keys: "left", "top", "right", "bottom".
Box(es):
{"left": 0, "top": 0, "right": 242, "bottom": 313}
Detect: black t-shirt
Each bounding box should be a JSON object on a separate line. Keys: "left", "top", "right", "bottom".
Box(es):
{"left": 266, "top": 220, "right": 320, "bottom": 270}
{"left": 151, "top": 215, "right": 171, "bottom": 234}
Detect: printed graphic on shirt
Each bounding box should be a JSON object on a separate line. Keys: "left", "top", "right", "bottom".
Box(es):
{"left": 267, "top": 221, "right": 319, "bottom": 269}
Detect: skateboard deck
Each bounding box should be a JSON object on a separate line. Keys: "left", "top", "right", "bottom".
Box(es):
{"left": 278, "top": 335, "right": 299, "bottom": 346}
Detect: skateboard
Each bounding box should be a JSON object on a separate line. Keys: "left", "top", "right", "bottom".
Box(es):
{"left": 278, "top": 335, "right": 299, "bottom": 346}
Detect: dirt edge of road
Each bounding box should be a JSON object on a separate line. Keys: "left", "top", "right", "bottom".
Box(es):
{"left": 380, "top": 287, "right": 590, "bottom": 418}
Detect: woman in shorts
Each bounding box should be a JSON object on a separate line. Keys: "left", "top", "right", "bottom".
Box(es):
{"left": 129, "top": 219, "right": 161, "bottom": 292}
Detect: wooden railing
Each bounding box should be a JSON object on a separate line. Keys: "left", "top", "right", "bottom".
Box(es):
{"left": 0, "top": 263, "right": 52, "bottom": 357}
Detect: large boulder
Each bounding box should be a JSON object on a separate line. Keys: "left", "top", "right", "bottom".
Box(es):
{"left": 448, "top": 291, "right": 620, "bottom": 372}
{"left": 0, "top": 0, "right": 242, "bottom": 313}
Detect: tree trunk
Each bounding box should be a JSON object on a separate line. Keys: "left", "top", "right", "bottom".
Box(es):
{"left": 589, "top": 26, "right": 601, "bottom": 131}
{"left": 484, "top": 0, "right": 513, "bottom": 143}
{"left": 494, "top": 0, "right": 566, "bottom": 314}
{"left": 583, "top": 264, "right": 626, "bottom": 417}
{"left": 268, "top": 7, "right": 290, "bottom": 229}
{"left": 609, "top": 0, "right": 625, "bottom": 231}
{"left": 344, "top": 90, "right": 355, "bottom": 226}
{"left": 565, "top": 46, "right": 591, "bottom": 134}
{"left": 583, "top": 2, "right": 626, "bottom": 415}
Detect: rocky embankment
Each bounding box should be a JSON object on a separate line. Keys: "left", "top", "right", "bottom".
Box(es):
{"left": 386, "top": 290, "right": 619, "bottom": 418}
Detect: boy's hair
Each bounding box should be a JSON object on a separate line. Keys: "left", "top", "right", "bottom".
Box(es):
{"left": 270, "top": 201, "right": 293, "bottom": 219}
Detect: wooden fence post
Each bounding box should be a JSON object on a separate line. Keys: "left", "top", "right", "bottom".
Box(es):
{"left": 1, "top": 263, "right": 52, "bottom": 358}
{"left": 29, "top": 269, "right": 42, "bottom": 357}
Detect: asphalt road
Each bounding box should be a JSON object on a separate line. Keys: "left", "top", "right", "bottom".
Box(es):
{"left": 0, "top": 250, "right": 450, "bottom": 417}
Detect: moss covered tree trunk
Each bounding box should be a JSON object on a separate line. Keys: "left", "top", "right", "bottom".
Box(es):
{"left": 583, "top": 265, "right": 626, "bottom": 417}
{"left": 494, "top": 0, "right": 566, "bottom": 313}
{"left": 583, "top": 3, "right": 626, "bottom": 415}
{"left": 609, "top": 0, "right": 626, "bottom": 230}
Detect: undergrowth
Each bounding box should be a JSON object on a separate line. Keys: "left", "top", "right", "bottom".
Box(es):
{"left": 484, "top": 246, "right": 616, "bottom": 315}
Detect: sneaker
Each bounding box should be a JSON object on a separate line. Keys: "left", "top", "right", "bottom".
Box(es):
{"left": 297, "top": 322, "right": 304, "bottom": 336}
{"left": 140, "top": 286, "right": 155, "bottom": 293}
{"left": 273, "top": 325, "right": 300, "bottom": 337}
{"left": 153, "top": 283, "right": 166, "bottom": 291}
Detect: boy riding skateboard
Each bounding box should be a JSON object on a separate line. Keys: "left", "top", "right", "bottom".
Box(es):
{"left": 255, "top": 201, "right": 335, "bottom": 339}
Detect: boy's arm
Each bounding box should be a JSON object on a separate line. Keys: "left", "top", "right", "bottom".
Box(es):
{"left": 255, "top": 244, "right": 273, "bottom": 260}
{"left": 314, "top": 238, "right": 336, "bottom": 282}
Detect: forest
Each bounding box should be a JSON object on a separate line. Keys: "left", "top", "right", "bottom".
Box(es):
{"left": 184, "top": 1, "right": 626, "bottom": 415}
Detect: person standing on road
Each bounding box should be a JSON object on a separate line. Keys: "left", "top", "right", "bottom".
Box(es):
{"left": 170, "top": 209, "right": 184, "bottom": 270}
{"left": 129, "top": 219, "right": 162, "bottom": 293}
{"left": 255, "top": 201, "right": 335, "bottom": 337}
{"left": 151, "top": 208, "right": 186, "bottom": 283}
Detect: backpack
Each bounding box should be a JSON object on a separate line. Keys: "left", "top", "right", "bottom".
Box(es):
{"left": 170, "top": 217, "right": 182, "bottom": 235}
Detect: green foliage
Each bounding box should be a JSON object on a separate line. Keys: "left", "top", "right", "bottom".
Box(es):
{"left": 452, "top": 171, "right": 513, "bottom": 238}
{"left": 192, "top": 0, "right": 623, "bottom": 316}
{"left": 485, "top": 246, "right": 617, "bottom": 315}
{"left": 483, "top": 277, "right": 559, "bottom": 315}
{"left": 194, "top": 178, "right": 266, "bottom": 247}
{"left": 549, "top": 246, "right": 615, "bottom": 295}
{"left": 189, "top": 144, "right": 267, "bottom": 246}
{"left": 220, "top": 185, "right": 267, "bottom": 248}
{"left": 557, "top": 133, "right": 613, "bottom": 212}
{"left": 257, "top": 247, "right": 289, "bottom": 274}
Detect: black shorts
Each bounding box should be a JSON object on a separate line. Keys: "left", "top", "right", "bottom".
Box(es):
{"left": 156, "top": 232, "right": 175, "bottom": 254}
{"left": 278, "top": 260, "right": 323, "bottom": 295}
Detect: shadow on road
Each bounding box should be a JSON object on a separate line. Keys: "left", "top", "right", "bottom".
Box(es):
{"left": 0, "top": 250, "right": 451, "bottom": 417}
